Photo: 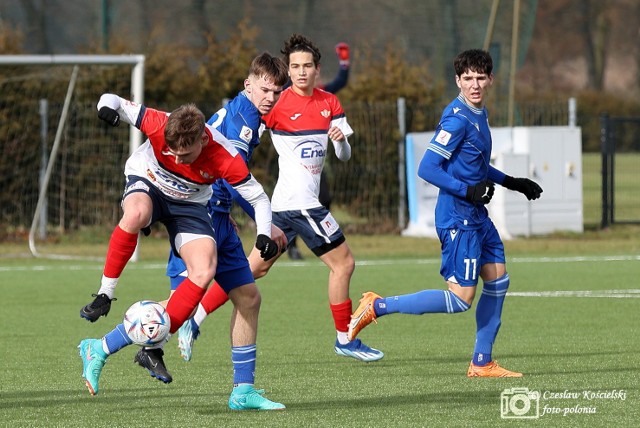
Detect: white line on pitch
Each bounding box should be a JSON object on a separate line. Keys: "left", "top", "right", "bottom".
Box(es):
{"left": 1, "top": 254, "right": 640, "bottom": 273}
{"left": 508, "top": 289, "right": 640, "bottom": 298}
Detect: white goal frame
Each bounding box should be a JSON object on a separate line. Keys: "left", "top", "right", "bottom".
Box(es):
{"left": 0, "top": 55, "right": 145, "bottom": 259}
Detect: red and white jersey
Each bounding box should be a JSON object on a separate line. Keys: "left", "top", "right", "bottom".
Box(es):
{"left": 109, "top": 98, "right": 250, "bottom": 205}
{"left": 262, "top": 88, "right": 353, "bottom": 211}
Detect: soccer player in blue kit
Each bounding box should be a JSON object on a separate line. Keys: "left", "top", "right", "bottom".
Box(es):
{"left": 348, "top": 49, "right": 543, "bottom": 377}
{"left": 164, "top": 52, "right": 290, "bottom": 366}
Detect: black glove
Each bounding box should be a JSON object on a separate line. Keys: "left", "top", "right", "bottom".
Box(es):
{"left": 98, "top": 106, "right": 120, "bottom": 127}
{"left": 466, "top": 180, "right": 495, "bottom": 204}
{"left": 503, "top": 176, "right": 543, "bottom": 200}
{"left": 256, "top": 234, "right": 279, "bottom": 261}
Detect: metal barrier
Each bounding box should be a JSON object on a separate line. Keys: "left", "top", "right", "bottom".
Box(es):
{"left": 600, "top": 114, "right": 640, "bottom": 227}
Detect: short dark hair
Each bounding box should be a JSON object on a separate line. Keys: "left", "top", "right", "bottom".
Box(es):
{"left": 249, "top": 52, "right": 288, "bottom": 86}
{"left": 281, "top": 33, "right": 321, "bottom": 66}
{"left": 454, "top": 49, "right": 493, "bottom": 77}
{"left": 164, "top": 104, "right": 205, "bottom": 150}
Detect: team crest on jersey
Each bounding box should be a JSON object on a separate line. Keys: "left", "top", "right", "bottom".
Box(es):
{"left": 240, "top": 125, "right": 253, "bottom": 143}
{"left": 435, "top": 130, "right": 452, "bottom": 146}
{"left": 200, "top": 170, "right": 212, "bottom": 179}
{"left": 146, "top": 169, "right": 156, "bottom": 182}
{"left": 320, "top": 109, "right": 330, "bottom": 118}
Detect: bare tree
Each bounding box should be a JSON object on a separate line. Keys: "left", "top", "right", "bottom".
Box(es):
{"left": 579, "top": 0, "right": 610, "bottom": 90}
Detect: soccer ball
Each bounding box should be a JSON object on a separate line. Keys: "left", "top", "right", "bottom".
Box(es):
{"left": 123, "top": 300, "right": 171, "bottom": 346}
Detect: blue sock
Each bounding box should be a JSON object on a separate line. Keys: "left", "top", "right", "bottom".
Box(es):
{"left": 103, "top": 323, "right": 133, "bottom": 355}
{"left": 473, "top": 274, "right": 510, "bottom": 365}
{"left": 374, "top": 289, "right": 470, "bottom": 316}
{"left": 232, "top": 344, "right": 256, "bottom": 386}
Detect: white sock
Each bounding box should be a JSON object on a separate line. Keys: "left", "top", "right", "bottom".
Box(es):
{"left": 337, "top": 331, "right": 350, "bottom": 345}
{"left": 101, "top": 338, "right": 110, "bottom": 355}
{"left": 98, "top": 276, "right": 118, "bottom": 299}
{"left": 193, "top": 304, "right": 207, "bottom": 327}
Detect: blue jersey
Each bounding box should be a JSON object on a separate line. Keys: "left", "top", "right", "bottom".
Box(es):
{"left": 166, "top": 91, "right": 260, "bottom": 287}
{"left": 418, "top": 94, "right": 493, "bottom": 230}
{"left": 207, "top": 91, "right": 261, "bottom": 215}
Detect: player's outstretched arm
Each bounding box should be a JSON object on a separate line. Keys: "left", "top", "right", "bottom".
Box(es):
{"left": 321, "top": 42, "right": 350, "bottom": 94}
{"left": 97, "top": 94, "right": 122, "bottom": 126}
{"left": 97, "top": 93, "right": 138, "bottom": 127}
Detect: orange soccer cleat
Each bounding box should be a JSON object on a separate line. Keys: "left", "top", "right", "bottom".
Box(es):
{"left": 347, "top": 292, "right": 381, "bottom": 341}
{"left": 467, "top": 361, "right": 523, "bottom": 378}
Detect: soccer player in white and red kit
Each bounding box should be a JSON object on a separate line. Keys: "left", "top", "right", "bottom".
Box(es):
{"left": 78, "top": 95, "right": 284, "bottom": 409}
{"left": 254, "top": 34, "right": 383, "bottom": 361}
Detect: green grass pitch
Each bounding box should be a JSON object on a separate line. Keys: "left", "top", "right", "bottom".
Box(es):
{"left": 1, "top": 240, "right": 639, "bottom": 427}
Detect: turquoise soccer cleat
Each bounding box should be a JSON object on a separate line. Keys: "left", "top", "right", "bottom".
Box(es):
{"left": 78, "top": 338, "right": 107, "bottom": 395}
{"left": 228, "top": 384, "right": 286, "bottom": 411}
{"left": 334, "top": 338, "right": 384, "bottom": 362}
{"left": 177, "top": 318, "right": 200, "bottom": 362}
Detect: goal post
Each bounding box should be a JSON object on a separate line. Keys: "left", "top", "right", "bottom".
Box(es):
{"left": 0, "top": 54, "right": 144, "bottom": 259}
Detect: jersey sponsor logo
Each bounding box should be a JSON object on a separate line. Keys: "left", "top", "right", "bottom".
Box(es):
{"left": 240, "top": 125, "right": 253, "bottom": 143}
{"left": 152, "top": 168, "right": 200, "bottom": 196}
{"left": 298, "top": 141, "right": 327, "bottom": 160}
{"left": 290, "top": 113, "right": 302, "bottom": 120}
{"left": 320, "top": 109, "right": 330, "bottom": 118}
{"left": 435, "top": 129, "right": 452, "bottom": 146}
{"left": 320, "top": 212, "right": 340, "bottom": 236}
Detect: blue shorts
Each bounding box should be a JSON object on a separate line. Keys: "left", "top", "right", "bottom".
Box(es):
{"left": 273, "top": 207, "right": 346, "bottom": 257}
{"left": 124, "top": 176, "right": 214, "bottom": 255}
{"left": 437, "top": 218, "right": 505, "bottom": 287}
{"left": 166, "top": 211, "right": 253, "bottom": 293}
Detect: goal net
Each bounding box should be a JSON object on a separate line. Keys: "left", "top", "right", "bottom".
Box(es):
{"left": 0, "top": 55, "right": 144, "bottom": 258}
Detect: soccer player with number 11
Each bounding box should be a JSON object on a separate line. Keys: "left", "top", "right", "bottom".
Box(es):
{"left": 349, "top": 49, "right": 543, "bottom": 378}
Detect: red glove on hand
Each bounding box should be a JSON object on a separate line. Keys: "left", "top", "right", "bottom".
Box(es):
{"left": 335, "top": 42, "right": 350, "bottom": 65}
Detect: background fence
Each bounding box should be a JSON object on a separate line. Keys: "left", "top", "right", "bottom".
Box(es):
{"left": 600, "top": 115, "right": 640, "bottom": 228}
{"left": 0, "top": 65, "right": 626, "bottom": 241}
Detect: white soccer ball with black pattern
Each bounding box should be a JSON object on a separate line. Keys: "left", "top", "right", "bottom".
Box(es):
{"left": 123, "top": 300, "right": 171, "bottom": 346}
